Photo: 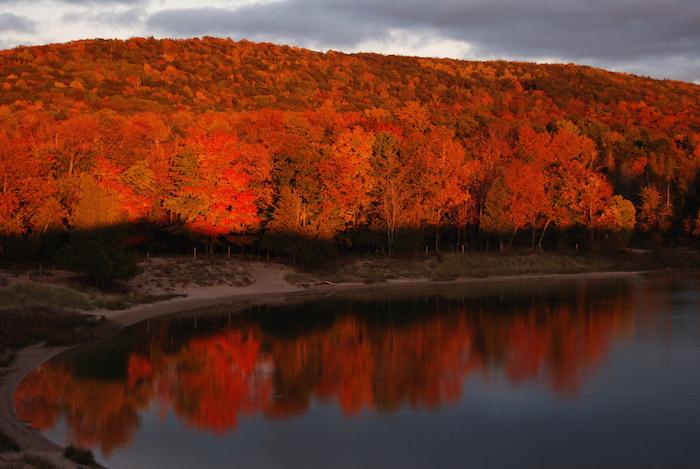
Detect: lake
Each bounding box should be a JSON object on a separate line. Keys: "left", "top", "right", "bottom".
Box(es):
{"left": 14, "top": 274, "right": 700, "bottom": 468}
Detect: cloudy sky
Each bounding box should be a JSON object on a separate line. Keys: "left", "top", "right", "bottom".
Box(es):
{"left": 1, "top": 0, "right": 699, "bottom": 84}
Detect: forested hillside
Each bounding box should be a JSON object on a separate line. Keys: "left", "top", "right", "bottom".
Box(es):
{"left": 1, "top": 37, "right": 699, "bottom": 261}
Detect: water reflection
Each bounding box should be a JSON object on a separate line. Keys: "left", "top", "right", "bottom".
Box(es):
{"left": 15, "top": 278, "right": 645, "bottom": 457}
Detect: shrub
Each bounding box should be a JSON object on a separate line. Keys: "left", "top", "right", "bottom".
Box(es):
{"left": 0, "top": 429, "right": 20, "bottom": 452}
{"left": 55, "top": 229, "right": 137, "bottom": 286}
{"left": 63, "top": 445, "right": 96, "bottom": 465}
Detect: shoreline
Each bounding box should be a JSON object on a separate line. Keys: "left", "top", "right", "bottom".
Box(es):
{"left": 0, "top": 267, "right": 647, "bottom": 467}
{"left": 110, "top": 268, "right": 648, "bottom": 327}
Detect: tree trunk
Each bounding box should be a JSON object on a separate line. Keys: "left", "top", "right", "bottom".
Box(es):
{"left": 386, "top": 224, "right": 394, "bottom": 257}
{"left": 508, "top": 227, "right": 518, "bottom": 250}
{"left": 537, "top": 219, "right": 551, "bottom": 250}
{"left": 435, "top": 223, "right": 440, "bottom": 251}
{"left": 434, "top": 210, "right": 441, "bottom": 252}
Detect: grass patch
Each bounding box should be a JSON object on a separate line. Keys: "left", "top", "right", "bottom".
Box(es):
{"left": 0, "top": 429, "right": 20, "bottom": 452}
{"left": 430, "top": 252, "right": 598, "bottom": 280}
{"left": 307, "top": 256, "right": 433, "bottom": 284}
{"left": 0, "top": 282, "right": 176, "bottom": 314}
{"left": 0, "top": 308, "right": 115, "bottom": 374}
{"left": 0, "top": 283, "right": 92, "bottom": 311}
{"left": 133, "top": 256, "right": 254, "bottom": 291}
{"left": 295, "top": 250, "right": 656, "bottom": 285}
{"left": 0, "top": 280, "right": 172, "bottom": 371}
{"left": 63, "top": 445, "right": 96, "bottom": 466}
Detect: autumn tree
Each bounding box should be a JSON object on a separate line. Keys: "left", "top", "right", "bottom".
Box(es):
{"left": 483, "top": 160, "right": 548, "bottom": 249}
{"left": 413, "top": 127, "right": 472, "bottom": 250}
{"left": 2, "top": 38, "right": 700, "bottom": 257}
{"left": 370, "top": 132, "right": 415, "bottom": 255}
{"left": 599, "top": 195, "right": 636, "bottom": 245}
{"left": 0, "top": 132, "right": 62, "bottom": 235}
{"left": 165, "top": 124, "right": 270, "bottom": 252}
{"left": 53, "top": 115, "right": 100, "bottom": 177}
{"left": 318, "top": 127, "right": 375, "bottom": 234}
{"left": 637, "top": 185, "right": 673, "bottom": 236}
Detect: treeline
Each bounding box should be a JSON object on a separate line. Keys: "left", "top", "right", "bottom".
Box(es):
{"left": 1, "top": 37, "right": 699, "bottom": 263}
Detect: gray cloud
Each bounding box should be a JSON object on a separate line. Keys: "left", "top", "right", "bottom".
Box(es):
{"left": 148, "top": 6, "right": 382, "bottom": 48}
{"left": 63, "top": 7, "right": 145, "bottom": 27}
{"left": 0, "top": 12, "right": 36, "bottom": 32}
{"left": 0, "top": 0, "right": 145, "bottom": 3}
{"left": 0, "top": 0, "right": 698, "bottom": 82}
{"left": 146, "top": 0, "right": 700, "bottom": 82}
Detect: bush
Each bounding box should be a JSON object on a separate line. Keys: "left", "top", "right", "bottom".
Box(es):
{"left": 261, "top": 231, "right": 339, "bottom": 268}
{"left": 0, "top": 429, "right": 20, "bottom": 452}
{"left": 63, "top": 445, "right": 96, "bottom": 465}
{"left": 55, "top": 229, "right": 137, "bottom": 286}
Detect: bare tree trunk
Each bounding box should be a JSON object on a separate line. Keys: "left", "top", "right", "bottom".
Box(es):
{"left": 434, "top": 209, "right": 442, "bottom": 252}
{"left": 508, "top": 227, "right": 518, "bottom": 250}
{"left": 537, "top": 219, "right": 551, "bottom": 250}
{"left": 386, "top": 225, "right": 392, "bottom": 257}
{"left": 435, "top": 223, "right": 440, "bottom": 251}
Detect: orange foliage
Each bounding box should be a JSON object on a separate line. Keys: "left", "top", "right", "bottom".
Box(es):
{"left": 0, "top": 38, "right": 698, "bottom": 250}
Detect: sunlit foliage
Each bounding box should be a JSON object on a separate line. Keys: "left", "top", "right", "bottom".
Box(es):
{"left": 0, "top": 37, "right": 698, "bottom": 253}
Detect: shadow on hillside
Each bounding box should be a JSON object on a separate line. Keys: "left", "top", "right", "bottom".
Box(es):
{"left": 0, "top": 219, "right": 656, "bottom": 286}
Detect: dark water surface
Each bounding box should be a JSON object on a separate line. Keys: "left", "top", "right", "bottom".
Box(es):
{"left": 15, "top": 274, "right": 700, "bottom": 468}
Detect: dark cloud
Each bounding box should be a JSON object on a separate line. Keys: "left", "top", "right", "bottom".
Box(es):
{"left": 0, "top": 0, "right": 698, "bottom": 81}
{"left": 146, "top": 0, "right": 700, "bottom": 82}
{"left": 0, "top": 12, "right": 36, "bottom": 32}
{"left": 148, "top": 5, "right": 383, "bottom": 48}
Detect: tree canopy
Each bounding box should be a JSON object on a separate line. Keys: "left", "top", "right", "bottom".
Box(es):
{"left": 1, "top": 37, "right": 699, "bottom": 257}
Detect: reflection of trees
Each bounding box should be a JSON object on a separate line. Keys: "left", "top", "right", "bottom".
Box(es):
{"left": 15, "top": 286, "right": 635, "bottom": 453}
{"left": 15, "top": 364, "right": 147, "bottom": 455}
{"left": 163, "top": 331, "right": 270, "bottom": 433}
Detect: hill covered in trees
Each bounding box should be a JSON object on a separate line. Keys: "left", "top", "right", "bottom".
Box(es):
{"left": 1, "top": 37, "right": 699, "bottom": 264}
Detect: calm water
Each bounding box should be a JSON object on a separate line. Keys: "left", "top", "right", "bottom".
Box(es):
{"left": 15, "top": 274, "right": 700, "bottom": 468}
